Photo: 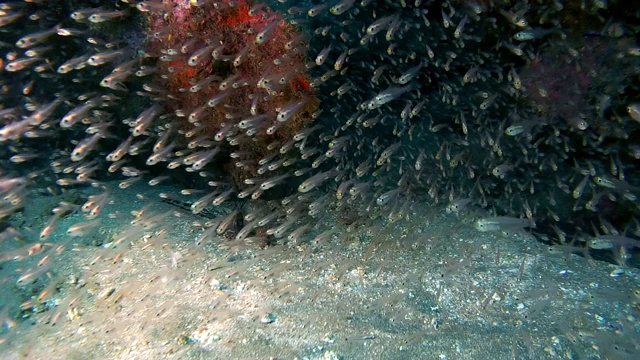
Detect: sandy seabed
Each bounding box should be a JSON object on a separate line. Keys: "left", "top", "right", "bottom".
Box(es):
{"left": 0, "top": 180, "right": 639, "bottom": 360}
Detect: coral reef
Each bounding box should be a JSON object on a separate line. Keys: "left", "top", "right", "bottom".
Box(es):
{"left": 142, "top": 0, "right": 316, "bottom": 188}
{"left": 1, "top": 0, "right": 640, "bottom": 353}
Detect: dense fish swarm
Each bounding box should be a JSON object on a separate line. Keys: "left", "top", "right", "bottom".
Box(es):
{"left": 1, "top": 0, "right": 640, "bottom": 342}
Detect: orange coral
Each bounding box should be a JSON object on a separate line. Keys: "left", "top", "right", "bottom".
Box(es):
{"left": 145, "top": 0, "right": 316, "bottom": 190}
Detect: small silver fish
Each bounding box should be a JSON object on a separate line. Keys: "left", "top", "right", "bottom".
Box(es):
{"left": 254, "top": 19, "right": 280, "bottom": 44}
{"left": 513, "top": 28, "right": 565, "bottom": 41}
{"left": 15, "top": 24, "right": 60, "bottom": 48}
{"left": 589, "top": 235, "right": 640, "bottom": 250}
{"left": 87, "top": 49, "right": 126, "bottom": 66}
{"left": 277, "top": 99, "right": 307, "bottom": 122}
{"left": 88, "top": 10, "right": 126, "bottom": 23}
{"left": 627, "top": 103, "right": 640, "bottom": 122}
{"left": 446, "top": 199, "right": 472, "bottom": 214}
{"left": 330, "top": 0, "right": 356, "bottom": 15}
{"left": 475, "top": 217, "right": 536, "bottom": 232}
{"left": 366, "top": 13, "right": 399, "bottom": 35}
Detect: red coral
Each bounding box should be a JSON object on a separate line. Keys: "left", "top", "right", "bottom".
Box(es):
{"left": 145, "top": 0, "right": 317, "bottom": 187}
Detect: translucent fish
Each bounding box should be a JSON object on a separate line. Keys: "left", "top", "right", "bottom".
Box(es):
{"left": 277, "top": 99, "right": 307, "bottom": 122}
{"left": 298, "top": 169, "right": 336, "bottom": 193}
{"left": 589, "top": 235, "right": 640, "bottom": 250}
{"left": 71, "top": 133, "right": 102, "bottom": 162}
{"left": 188, "top": 43, "right": 216, "bottom": 66}
{"left": 475, "top": 217, "right": 536, "bottom": 232}
{"left": 87, "top": 49, "right": 126, "bottom": 66}
{"left": 330, "top": 0, "right": 356, "bottom": 15}
{"left": 628, "top": 103, "right": 640, "bottom": 122}
{"left": 369, "top": 84, "right": 415, "bottom": 109}
{"left": 366, "top": 13, "right": 399, "bottom": 35}
{"left": 15, "top": 24, "right": 60, "bottom": 48}
{"left": 88, "top": 10, "right": 126, "bottom": 23}
{"left": 254, "top": 19, "right": 280, "bottom": 44}
{"left": 4, "top": 57, "right": 39, "bottom": 72}
{"left": 446, "top": 199, "right": 472, "bottom": 214}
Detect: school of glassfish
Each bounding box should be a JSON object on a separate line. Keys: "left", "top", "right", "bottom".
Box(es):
{"left": 0, "top": 0, "right": 640, "bottom": 334}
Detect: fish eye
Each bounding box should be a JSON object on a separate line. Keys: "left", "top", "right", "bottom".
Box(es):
{"left": 577, "top": 121, "right": 588, "bottom": 130}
